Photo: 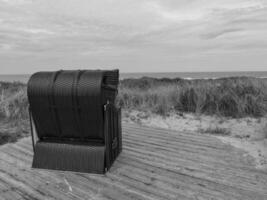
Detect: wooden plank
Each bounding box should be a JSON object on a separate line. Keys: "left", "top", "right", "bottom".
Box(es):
{"left": 122, "top": 139, "right": 267, "bottom": 181}
{"left": 121, "top": 147, "right": 267, "bottom": 194}
{"left": 115, "top": 155, "right": 266, "bottom": 200}
{"left": 0, "top": 123, "right": 266, "bottom": 200}
{"left": 0, "top": 152, "right": 103, "bottom": 200}
{"left": 0, "top": 147, "right": 156, "bottom": 200}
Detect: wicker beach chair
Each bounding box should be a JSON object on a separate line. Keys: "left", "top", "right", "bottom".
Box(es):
{"left": 27, "top": 70, "right": 122, "bottom": 174}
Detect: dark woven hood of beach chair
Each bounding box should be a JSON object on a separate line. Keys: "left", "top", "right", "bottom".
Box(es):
{"left": 27, "top": 70, "right": 122, "bottom": 174}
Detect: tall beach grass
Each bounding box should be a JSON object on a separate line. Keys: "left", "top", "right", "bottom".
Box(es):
{"left": 0, "top": 82, "right": 28, "bottom": 144}
{"left": 117, "top": 77, "right": 267, "bottom": 117}
{"left": 1, "top": 77, "right": 267, "bottom": 120}
{"left": 0, "top": 76, "right": 267, "bottom": 145}
{"left": 0, "top": 82, "right": 28, "bottom": 119}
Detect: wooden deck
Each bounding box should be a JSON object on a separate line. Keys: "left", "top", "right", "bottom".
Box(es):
{"left": 0, "top": 123, "right": 266, "bottom": 200}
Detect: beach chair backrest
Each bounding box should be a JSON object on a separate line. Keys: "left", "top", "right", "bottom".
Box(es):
{"left": 27, "top": 69, "right": 119, "bottom": 141}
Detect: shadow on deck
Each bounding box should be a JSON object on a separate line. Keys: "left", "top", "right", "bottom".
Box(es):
{"left": 0, "top": 123, "right": 266, "bottom": 200}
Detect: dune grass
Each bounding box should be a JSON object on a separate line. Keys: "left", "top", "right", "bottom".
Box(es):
{"left": 198, "top": 126, "right": 231, "bottom": 136}
{"left": 3, "top": 77, "right": 266, "bottom": 121}
{"left": 117, "top": 77, "right": 267, "bottom": 118}
{"left": 0, "top": 76, "right": 267, "bottom": 145}
{"left": 0, "top": 82, "right": 29, "bottom": 144}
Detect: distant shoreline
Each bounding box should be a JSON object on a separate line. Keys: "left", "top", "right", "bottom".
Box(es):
{"left": 1, "top": 71, "right": 267, "bottom": 83}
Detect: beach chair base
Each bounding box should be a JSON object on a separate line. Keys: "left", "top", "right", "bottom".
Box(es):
{"left": 32, "top": 141, "right": 106, "bottom": 174}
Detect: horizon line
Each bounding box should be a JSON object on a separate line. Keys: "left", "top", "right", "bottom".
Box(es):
{"left": 1, "top": 70, "right": 267, "bottom": 75}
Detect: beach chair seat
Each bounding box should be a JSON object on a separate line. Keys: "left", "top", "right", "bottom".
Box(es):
{"left": 27, "top": 69, "right": 122, "bottom": 174}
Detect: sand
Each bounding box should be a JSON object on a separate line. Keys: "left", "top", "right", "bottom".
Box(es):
{"left": 123, "top": 110, "right": 267, "bottom": 170}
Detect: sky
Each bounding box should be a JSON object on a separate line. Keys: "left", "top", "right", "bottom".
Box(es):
{"left": 0, "top": 0, "right": 267, "bottom": 74}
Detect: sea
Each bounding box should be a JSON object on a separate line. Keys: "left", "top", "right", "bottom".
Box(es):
{"left": 0, "top": 71, "right": 267, "bottom": 83}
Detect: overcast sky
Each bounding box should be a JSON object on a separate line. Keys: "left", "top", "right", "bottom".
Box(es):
{"left": 0, "top": 0, "right": 267, "bottom": 74}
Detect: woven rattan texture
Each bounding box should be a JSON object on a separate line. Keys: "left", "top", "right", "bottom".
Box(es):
{"left": 32, "top": 141, "right": 105, "bottom": 173}
{"left": 28, "top": 69, "right": 121, "bottom": 174}
{"left": 28, "top": 70, "right": 119, "bottom": 140}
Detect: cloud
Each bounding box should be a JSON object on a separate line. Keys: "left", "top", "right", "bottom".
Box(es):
{"left": 144, "top": 1, "right": 205, "bottom": 21}
{"left": 0, "top": 0, "right": 32, "bottom": 5}
{"left": 0, "top": 0, "right": 266, "bottom": 73}
{"left": 202, "top": 28, "right": 244, "bottom": 39}
{"left": 0, "top": 43, "right": 13, "bottom": 51}
{"left": 22, "top": 28, "right": 55, "bottom": 35}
